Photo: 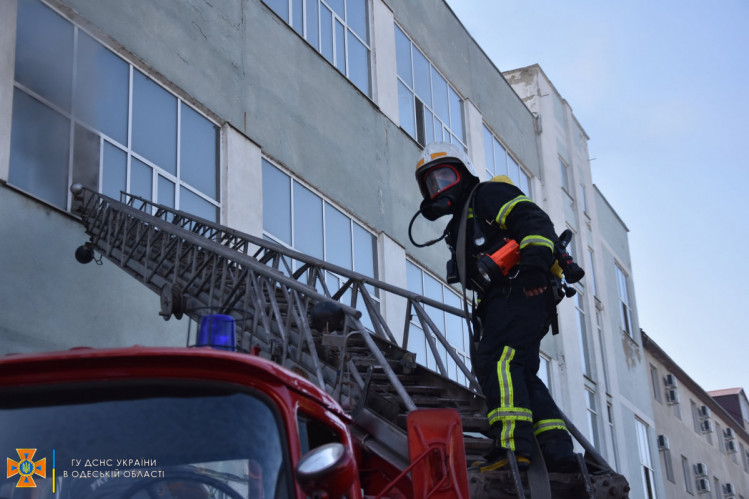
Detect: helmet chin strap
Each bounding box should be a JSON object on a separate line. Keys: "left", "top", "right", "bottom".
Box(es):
{"left": 408, "top": 205, "right": 450, "bottom": 248}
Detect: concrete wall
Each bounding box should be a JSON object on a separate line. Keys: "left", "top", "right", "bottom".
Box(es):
{"left": 0, "top": 187, "right": 186, "bottom": 353}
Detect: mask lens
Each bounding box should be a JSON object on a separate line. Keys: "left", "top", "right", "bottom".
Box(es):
{"left": 424, "top": 165, "right": 459, "bottom": 199}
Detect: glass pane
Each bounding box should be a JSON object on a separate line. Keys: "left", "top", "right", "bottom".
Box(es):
{"left": 483, "top": 127, "right": 494, "bottom": 176}
{"left": 397, "top": 81, "right": 415, "bottom": 137}
{"left": 102, "top": 142, "right": 126, "bottom": 200}
{"left": 158, "top": 175, "right": 175, "bottom": 208}
{"left": 132, "top": 70, "right": 177, "bottom": 174}
{"left": 508, "top": 155, "right": 520, "bottom": 186}
{"left": 406, "top": 261, "right": 422, "bottom": 294}
{"left": 262, "top": 160, "right": 291, "bottom": 245}
{"left": 353, "top": 223, "right": 375, "bottom": 278}
{"left": 493, "top": 139, "right": 507, "bottom": 175}
{"left": 293, "top": 183, "right": 323, "bottom": 259}
{"left": 180, "top": 104, "right": 218, "bottom": 199}
{"left": 180, "top": 187, "right": 217, "bottom": 222}
{"left": 431, "top": 69, "right": 449, "bottom": 124}
{"left": 0, "top": 387, "right": 290, "bottom": 498}
{"left": 320, "top": 5, "right": 334, "bottom": 63}
{"left": 412, "top": 48, "right": 431, "bottom": 107}
{"left": 75, "top": 31, "right": 129, "bottom": 144}
{"left": 448, "top": 86, "right": 463, "bottom": 142}
{"left": 327, "top": 0, "right": 344, "bottom": 18}
{"left": 130, "top": 157, "right": 152, "bottom": 201}
{"left": 72, "top": 124, "right": 100, "bottom": 193}
{"left": 347, "top": 31, "right": 370, "bottom": 95}
{"left": 423, "top": 108, "right": 434, "bottom": 144}
{"left": 346, "top": 0, "right": 368, "bottom": 42}
{"left": 324, "top": 204, "right": 352, "bottom": 269}
{"left": 15, "top": 0, "right": 74, "bottom": 111}
{"left": 519, "top": 170, "right": 530, "bottom": 197}
{"left": 265, "top": 0, "right": 289, "bottom": 21}
{"left": 335, "top": 20, "right": 345, "bottom": 73}
{"left": 9, "top": 89, "right": 70, "bottom": 209}
{"left": 394, "top": 25, "right": 412, "bottom": 86}
{"left": 292, "top": 0, "right": 303, "bottom": 34}
{"left": 306, "top": 0, "right": 319, "bottom": 50}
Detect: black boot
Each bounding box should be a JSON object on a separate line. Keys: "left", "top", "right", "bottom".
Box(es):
{"left": 537, "top": 431, "right": 578, "bottom": 473}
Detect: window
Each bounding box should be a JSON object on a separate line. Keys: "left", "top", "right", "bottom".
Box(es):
{"left": 607, "top": 403, "right": 620, "bottom": 471}
{"left": 263, "top": 0, "right": 371, "bottom": 95}
{"left": 576, "top": 292, "right": 593, "bottom": 379}
{"left": 587, "top": 248, "right": 598, "bottom": 297}
{"left": 406, "top": 261, "right": 469, "bottom": 386}
{"left": 559, "top": 157, "right": 572, "bottom": 195}
{"left": 596, "top": 311, "right": 610, "bottom": 392}
{"left": 661, "top": 447, "right": 675, "bottom": 483}
{"left": 261, "top": 160, "right": 379, "bottom": 328}
{"left": 483, "top": 125, "right": 531, "bottom": 195}
{"left": 742, "top": 443, "right": 749, "bottom": 473}
{"left": 580, "top": 183, "right": 589, "bottom": 214}
{"left": 10, "top": 0, "right": 220, "bottom": 219}
{"left": 615, "top": 264, "right": 634, "bottom": 337}
{"left": 586, "top": 389, "right": 600, "bottom": 450}
{"left": 682, "top": 456, "right": 694, "bottom": 494}
{"left": 395, "top": 24, "right": 464, "bottom": 147}
{"left": 650, "top": 365, "right": 663, "bottom": 403}
{"left": 636, "top": 419, "right": 657, "bottom": 499}
{"left": 691, "top": 400, "right": 705, "bottom": 434}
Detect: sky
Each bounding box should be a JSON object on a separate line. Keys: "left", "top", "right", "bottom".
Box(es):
{"left": 444, "top": 0, "right": 749, "bottom": 394}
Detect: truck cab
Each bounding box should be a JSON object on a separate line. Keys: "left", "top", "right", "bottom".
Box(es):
{"left": 0, "top": 346, "right": 364, "bottom": 498}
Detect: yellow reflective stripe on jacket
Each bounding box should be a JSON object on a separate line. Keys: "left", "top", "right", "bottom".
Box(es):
{"left": 519, "top": 235, "right": 554, "bottom": 252}
{"left": 495, "top": 195, "right": 533, "bottom": 229}
{"left": 533, "top": 419, "right": 568, "bottom": 436}
{"left": 488, "top": 407, "right": 533, "bottom": 425}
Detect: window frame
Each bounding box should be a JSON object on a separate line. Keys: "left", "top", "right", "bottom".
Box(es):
{"left": 482, "top": 124, "right": 531, "bottom": 196}
{"left": 615, "top": 263, "right": 634, "bottom": 337}
{"left": 395, "top": 23, "right": 465, "bottom": 148}
{"left": 262, "top": 0, "right": 372, "bottom": 96}
{"left": 10, "top": 0, "right": 221, "bottom": 218}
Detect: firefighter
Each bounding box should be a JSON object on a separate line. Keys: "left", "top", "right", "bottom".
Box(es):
{"left": 412, "top": 141, "right": 578, "bottom": 473}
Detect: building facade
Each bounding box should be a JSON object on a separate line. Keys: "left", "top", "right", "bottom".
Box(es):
{"left": 1, "top": 0, "right": 659, "bottom": 496}
{"left": 644, "top": 331, "right": 749, "bottom": 498}
{"left": 505, "top": 65, "right": 663, "bottom": 498}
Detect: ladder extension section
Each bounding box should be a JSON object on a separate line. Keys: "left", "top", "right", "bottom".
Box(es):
{"left": 71, "top": 187, "right": 486, "bottom": 455}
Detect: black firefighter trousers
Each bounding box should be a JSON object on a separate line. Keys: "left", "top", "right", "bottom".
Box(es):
{"left": 473, "top": 284, "right": 573, "bottom": 460}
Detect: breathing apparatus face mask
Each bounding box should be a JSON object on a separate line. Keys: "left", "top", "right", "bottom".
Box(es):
{"left": 418, "top": 165, "right": 461, "bottom": 221}
{"left": 409, "top": 164, "right": 465, "bottom": 248}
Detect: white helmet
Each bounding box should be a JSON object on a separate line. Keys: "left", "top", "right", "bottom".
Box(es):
{"left": 415, "top": 142, "right": 478, "bottom": 201}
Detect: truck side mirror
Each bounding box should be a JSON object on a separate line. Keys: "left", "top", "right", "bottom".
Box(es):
{"left": 295, "top": 442, "right": 356, "bottom": 499}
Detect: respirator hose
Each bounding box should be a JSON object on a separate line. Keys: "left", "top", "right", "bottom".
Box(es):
{"left": 408, "top": 208, "right": 447, "bottom": 248}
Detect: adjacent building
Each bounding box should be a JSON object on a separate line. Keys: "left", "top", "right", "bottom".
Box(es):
{"left": 1, "top": 1, "right": 670, "bottom": 497}
{"left": 644, "top": 331, "right": 749, "bottom": 498}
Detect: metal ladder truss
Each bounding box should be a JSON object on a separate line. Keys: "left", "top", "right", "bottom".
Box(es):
{"left": 71, "top": 186, "right": 630, "bottom": 498}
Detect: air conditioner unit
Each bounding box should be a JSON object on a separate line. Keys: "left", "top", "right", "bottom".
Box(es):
{"left": 724, "top": 427, "right": 735, "bottom": 439}
{"left": 700, "top": 419, "right": 714, "bottom": 433}
{"left": 665, "top": 388, "right": 680, "bottom": 404}
{"left": 657, "top": 434, "right": 670, "bottom": 450}
{"left": 663, "top": 373, "right": 678, "bottom": 387}
{"left": 726, "top": 439, "right": 737, "bottom": 453}
{"left": 698, "top": 405, "right": 711, "bottom": 419}
{"left": 694, "top": 462, "right": 708, "bottom": 476}
{"left": 695, "top": 477, "right": 710, "bottom": 493}
{"left": 723, "top": 483, "right": 736, "bottom": 496}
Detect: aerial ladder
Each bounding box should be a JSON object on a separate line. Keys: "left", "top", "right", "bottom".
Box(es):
{"left": 70, "top": 184, "right": 630, "bottom": 498}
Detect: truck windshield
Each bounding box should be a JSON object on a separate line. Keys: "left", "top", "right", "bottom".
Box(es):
{"left": 0, "top": 382, "right": 291, "bottom": 499}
